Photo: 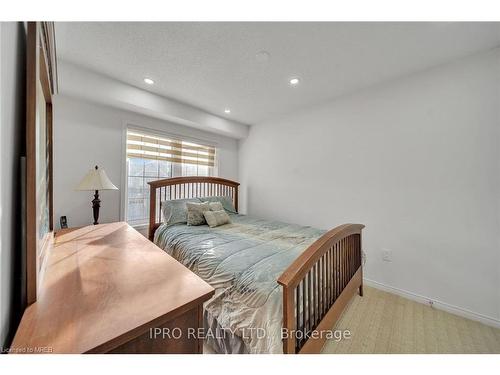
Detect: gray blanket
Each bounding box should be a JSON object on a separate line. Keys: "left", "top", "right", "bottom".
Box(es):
{"left": 154, "top": 213, "right": 324, "bottom": 353}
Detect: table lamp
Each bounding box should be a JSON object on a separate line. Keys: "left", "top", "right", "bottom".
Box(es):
{"left": 76, "top": 165, "right": 118, "bottom": 225}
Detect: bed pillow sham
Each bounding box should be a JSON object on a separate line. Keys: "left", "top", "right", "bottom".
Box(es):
{"left": 186, "top": 202, "right": 211, "bottom": 226}
{"left": 208, "top": 201, "right": 224, "bottom": 211}
{"left": 203, "top": 210, "right": 232, "bottom": 228}
{"left": 200, "top": 196, "right": 237, "bottom": 213}
{"left": 161, "top": 198, "right": 201, "bottom": 226}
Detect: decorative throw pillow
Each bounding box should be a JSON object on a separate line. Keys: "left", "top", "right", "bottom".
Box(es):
{"left": 186, "top": 202, "right": 210, "bottom": 226}
{"left": 208, "top": 201, "right": 224, "bottom": 211}
{"left": 200, "top": 196, "right": 237, "bottom": 213}
{"left": 161, "top": 198, "right": 201, "bottom": 226}
{"left": 203, "top": 210, "right": 231, "bottom": 228}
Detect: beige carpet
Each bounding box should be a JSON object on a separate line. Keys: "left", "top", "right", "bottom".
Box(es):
{"left": 321, "top": 286, "right": 500, "bottom": 354}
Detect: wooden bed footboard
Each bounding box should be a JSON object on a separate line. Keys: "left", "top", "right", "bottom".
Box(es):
{"left": 278, "top": 224, "right": 365, "bottom": 354}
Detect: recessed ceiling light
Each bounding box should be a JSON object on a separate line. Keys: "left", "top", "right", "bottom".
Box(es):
{"left": 144, "top": 78, "right": 154, "bottom": 85}
{"left": 224, "top": 108, "right": 231, "bottom": 114}
{"left": 289, "top": 77, "right": 300, "bottom": 86}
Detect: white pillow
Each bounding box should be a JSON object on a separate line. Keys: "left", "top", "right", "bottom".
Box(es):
{"left": 203, "top": 210, "right": 231, "bottom": 228}
{"left": 208, "top": 201, "right": 224, "bottom": 211}
{"left": 186, "top": 202, "right": 210, "bottom": 226}
{"left": 161, "top": 198, "right": 201, "bottom": 225}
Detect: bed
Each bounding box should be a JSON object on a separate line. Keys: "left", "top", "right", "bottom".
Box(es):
{"left": 148, "top": 177, "right": 364, "bottom": 354}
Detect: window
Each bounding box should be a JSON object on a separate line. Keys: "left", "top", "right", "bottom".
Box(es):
{"left": 125, "top": 129, "right": 216, "bottom": 226}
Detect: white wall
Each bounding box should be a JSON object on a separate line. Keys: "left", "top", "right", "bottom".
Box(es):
{"left": 0, "top": 22, "right": 26, "bottom": 348}
{"left": 239, "top": 49, "right": 500, "bottom": 325}
{"left": 53, "top": 95, "right": 239, "bottom": 229}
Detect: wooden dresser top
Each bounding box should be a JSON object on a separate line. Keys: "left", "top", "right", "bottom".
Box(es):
{"left": 11, "top": 222, "right": 214, "bottom": 353}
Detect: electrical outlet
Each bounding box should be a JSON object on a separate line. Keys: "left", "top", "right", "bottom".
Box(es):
{"left": 382, "top": 249, "right": 393, "bottom": 262}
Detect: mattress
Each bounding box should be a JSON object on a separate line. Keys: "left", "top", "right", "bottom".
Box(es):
{"left": 154, "top": 213, "right": 325, "bottom": 354}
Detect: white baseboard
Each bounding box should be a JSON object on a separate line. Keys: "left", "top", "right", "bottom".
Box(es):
{"left": 363, "top": 278, "right": 500, "bottom": 329}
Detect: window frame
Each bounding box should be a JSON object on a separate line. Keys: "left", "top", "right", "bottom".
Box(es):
{"left": 121, "top": 124, "right": 219, "bottom": 228}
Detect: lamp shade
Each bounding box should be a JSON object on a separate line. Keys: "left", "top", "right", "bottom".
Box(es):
{"left": 76, "top": 166, "right": 118, "bottom": 191}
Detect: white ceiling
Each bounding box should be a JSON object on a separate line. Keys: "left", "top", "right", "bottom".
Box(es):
{"left": 55, "top": 22, "right": 500, "bottom": 125}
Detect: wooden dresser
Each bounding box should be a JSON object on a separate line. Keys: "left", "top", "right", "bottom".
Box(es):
{"left": 10, "top": 222, "right": 214, "bottom": 354}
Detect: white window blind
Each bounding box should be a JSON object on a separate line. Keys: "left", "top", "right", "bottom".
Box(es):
{"left": 125, "top": 129, "right": 216, "bottom": 226}
{"left": 126, "top": 130, "right": 215, "bottom": 167}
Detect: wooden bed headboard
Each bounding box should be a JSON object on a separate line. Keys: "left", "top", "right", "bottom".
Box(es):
{"left": 147, "top": 177, "right": 240, "bottom": 240}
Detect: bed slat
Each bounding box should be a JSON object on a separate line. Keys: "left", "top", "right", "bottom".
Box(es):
{"left": 281, "top": 225, "right": 364, "bottom": 354}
